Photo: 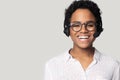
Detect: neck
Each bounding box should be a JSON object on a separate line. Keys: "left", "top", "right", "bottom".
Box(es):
{"left": 70, "top": 46, "right": 95, "bottom": 59}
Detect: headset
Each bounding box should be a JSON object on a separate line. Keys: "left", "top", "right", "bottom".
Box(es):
{"left": 63, "top": 0, "right": 103, "bottom": 38}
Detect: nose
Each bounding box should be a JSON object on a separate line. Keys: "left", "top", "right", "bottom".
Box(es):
{"left": 80, "top": 25, "right": 88, "bottom": 33}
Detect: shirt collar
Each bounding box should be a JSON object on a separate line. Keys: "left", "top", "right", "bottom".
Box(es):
{"left": 94, "top": 48, "right": 101, "bottom": 62}
{"left": 64, "top": 48, "right": 102, "bottom": 63}
{"left": 63, "top": 50, "right": 72, "bottom": 62}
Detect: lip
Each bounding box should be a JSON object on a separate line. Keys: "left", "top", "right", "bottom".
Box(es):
{"left": 77, "top": 35, "right": 90, "bottom": 41}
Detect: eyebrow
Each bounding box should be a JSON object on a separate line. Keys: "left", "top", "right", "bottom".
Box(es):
{"left": 71, "top": 20, "right": 95, "bottom": 23}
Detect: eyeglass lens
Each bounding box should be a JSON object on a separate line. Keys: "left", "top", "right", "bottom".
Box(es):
{"left": 70, "top": 21, "right": 96, "bottom": 32}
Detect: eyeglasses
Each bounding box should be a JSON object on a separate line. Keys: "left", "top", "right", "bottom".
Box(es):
{"left": 70, "top": 21, "right": 96, "bottom": 32}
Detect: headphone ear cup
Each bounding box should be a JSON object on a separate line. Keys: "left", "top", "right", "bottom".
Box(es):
{"left": 64, "top": 27, "right": 70, "bottom": 37}
{"left": 93, "top": 32, "right": 100, "bottom": 38}
{"left": 94, "top": 28, "right": 103, "bottom": 38}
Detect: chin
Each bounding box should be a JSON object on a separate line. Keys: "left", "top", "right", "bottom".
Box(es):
{"left": 77, "top": 44, "right": 93, "bottom": 49}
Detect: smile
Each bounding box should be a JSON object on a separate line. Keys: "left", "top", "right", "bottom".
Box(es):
{"left": 77, "top": 35, "right": 90, "bottom": 41}
{"left": 78, "top": 35, "right": 89, "bottom": 39}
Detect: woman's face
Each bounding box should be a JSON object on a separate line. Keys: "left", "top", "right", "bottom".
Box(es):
{"left": 70, "top": 9, "right": 96, "bottom": 49}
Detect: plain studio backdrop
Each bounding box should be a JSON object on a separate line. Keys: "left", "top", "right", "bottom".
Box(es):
{"left": 0, "top": 0, "right": 120, "bottom": 80}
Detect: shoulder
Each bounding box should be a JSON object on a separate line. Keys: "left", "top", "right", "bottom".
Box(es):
{"left": 97, "top": 50, "right": 120, "bottom": 67}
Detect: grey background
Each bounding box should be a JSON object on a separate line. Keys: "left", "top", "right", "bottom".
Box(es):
{"left": 0, "top": 0, "right": 120, "bottom": 80}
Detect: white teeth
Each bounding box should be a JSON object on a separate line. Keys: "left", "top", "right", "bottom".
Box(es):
{"left": 78, "top": 36, "right": 89, "bottom": 39}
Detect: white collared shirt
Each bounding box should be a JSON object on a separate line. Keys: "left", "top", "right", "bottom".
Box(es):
{"left": 44, "top": 49, "right": 120, "bottom": 80}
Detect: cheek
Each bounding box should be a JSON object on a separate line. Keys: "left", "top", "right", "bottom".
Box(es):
{"left": 69, "top": 28, "right": 76, "bottom": 41}
{"left": 70, "top": 28, "right": 76, "bottom": 37}
{"left": 69, "top": 28, "right": 74, "bottom": 36}
{"left": 89, "top": 32, "right": 96, "bottom": 41}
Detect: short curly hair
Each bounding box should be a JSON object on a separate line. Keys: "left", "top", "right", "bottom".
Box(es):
{"left": 63, "top": 0, "right": 103, "bottom": 37}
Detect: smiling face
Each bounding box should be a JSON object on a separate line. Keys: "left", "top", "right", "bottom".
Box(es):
{"left": 70, "top": 9, "right": 96, "bottom": 49}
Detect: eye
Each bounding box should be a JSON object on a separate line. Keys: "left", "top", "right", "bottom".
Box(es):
{"left": 71, "top": 23, "right": 80, "bottom": 27}
{"left": 87, "top": 23, "right": 95, "bottom": 27}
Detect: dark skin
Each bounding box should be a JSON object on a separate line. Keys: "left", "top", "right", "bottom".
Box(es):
{"left": 69, "top": 9, "right": 96, "bottom": 70}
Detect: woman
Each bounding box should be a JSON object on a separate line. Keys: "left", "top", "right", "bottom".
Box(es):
{"left": 44, "top": 0, "right": 120, "bottom": 80}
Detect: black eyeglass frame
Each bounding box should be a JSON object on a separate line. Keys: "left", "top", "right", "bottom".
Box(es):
{"left": 70, "top": 21, "right": 97, "bottom": 32}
